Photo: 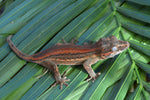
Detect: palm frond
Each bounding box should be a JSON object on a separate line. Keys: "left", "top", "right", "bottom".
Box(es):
{"left": 0, "top": 0, "right": 149, "bottom": 100}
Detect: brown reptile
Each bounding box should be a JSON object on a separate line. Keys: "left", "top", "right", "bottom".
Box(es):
{"left": 7, "top": 35, "right": 129, "bottom": 89}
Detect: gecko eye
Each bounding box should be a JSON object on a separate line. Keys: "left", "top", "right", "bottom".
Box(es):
{"left": 112, "top": 46, "right": 117, "bottom": 51}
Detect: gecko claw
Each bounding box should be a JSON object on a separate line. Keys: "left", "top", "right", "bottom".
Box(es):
{"left": 59, "top": 77, "right": 70, "bottom": 89}
{"left": 52, "top": 77, "right": 70, "bottom": 90}
{"left": 52, "top": 66, "right": 71, "bottom": 89}
{"left": 86, "top": 72, "right": 101, "bottom": 82}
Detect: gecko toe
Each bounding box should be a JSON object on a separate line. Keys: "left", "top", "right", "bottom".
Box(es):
{"left": 60, "top": 83, "right": 63, "bottom": 90}
{"left": 52, "top": 77, "right": 70, "bottom": 89}
{"left": 59, "top": 77, "right": 70, "bottom": 89}
{"left": 95, "top": 72, "right": 101, "bottom": 78}
{"left": 86, "top": 72, "right": 101, "bottom": 82}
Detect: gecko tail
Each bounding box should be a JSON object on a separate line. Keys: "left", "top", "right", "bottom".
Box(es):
{"left": 7, "top": 35, "right": 33, "bottom": 61}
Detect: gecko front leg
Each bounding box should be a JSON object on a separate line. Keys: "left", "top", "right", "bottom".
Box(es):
{"left": 39, "top": 60, "right": 70, "bottom": 89}
{"left": 83, "top": 58, "right": 100, "bottom": 82}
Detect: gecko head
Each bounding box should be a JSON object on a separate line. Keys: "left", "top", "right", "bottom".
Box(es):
{"left": 95, "top": 36, "right": 129, "bottom": 59}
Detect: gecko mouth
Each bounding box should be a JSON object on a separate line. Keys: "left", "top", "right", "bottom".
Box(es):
{"left": 120, "top": 41, "right": 130, "bottom": 51}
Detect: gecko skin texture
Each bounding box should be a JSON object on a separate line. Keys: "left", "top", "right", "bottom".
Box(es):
{"left": 7, "top": 35, "right": 129, "bottom": 89}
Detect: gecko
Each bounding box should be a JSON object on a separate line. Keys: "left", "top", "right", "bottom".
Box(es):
{"left": 7, "top": 35, "right": 129, "bottom": 89}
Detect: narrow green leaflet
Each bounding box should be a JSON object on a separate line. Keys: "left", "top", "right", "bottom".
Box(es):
{"left": 114, "top": 62, "right": 134, "bottom": 100}
{"left": 126, "top": 85, "right": 142, "bottom": 100}
{"left": 0, "top": 0, "right": 44, "bottom": 27}
{"left": 142, "top": 81, "right": 150, "bottom": 93}
{"left": 0, "top": 0, "right": 52, "bottom": 34}
{"left": 0, "top": 0, "right": 10, "bottom": 10}
{"left": 0, "top": 0, "right": 24, "bottom": 16}
{"left": 45, "top": 0, "right": 108, "bottom": 45}
{"left": 133, "top": 85, "right": 143, "bottom": 100}
{"left": 117, "top": 7, "right": 150, "bottom": 24}
{"left": 2, "top": 70, "right": 43, "bottom": 100}
{"left": 0, "top": 64, "right": 42, "bottom": 99}
{"left": 0, "top": 35, "right": 7, "bottom": 46}
{"left": 122, "top": 22, "right": 150, "bottom": 39}
{"left": 78, "top": 13, "right": 114, "bottom": 43}
{"left": 100, "top": 61, "right": 133, "bottom": 100}
{"left": 129, "top": 40, "right": 150, "bottom": 57}
{"left": 135, "top": 60, "right": 150, "bottom": 74}
{"left": 64, "top": 82, "right": 90, "bottom": 100}
{"left": 142, "top": 89, "right": 150, "bottom": 99}
{"left": 127, "top": 0, "right": 150, "bottom": 6}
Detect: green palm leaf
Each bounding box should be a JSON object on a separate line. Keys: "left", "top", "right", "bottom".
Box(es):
{"left": 0, "top": 0, "right": 149, "bottom": 100}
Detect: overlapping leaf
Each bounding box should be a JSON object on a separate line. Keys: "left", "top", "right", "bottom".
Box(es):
{"left": 129, "top": 40, "right": 150, "bottom": 57}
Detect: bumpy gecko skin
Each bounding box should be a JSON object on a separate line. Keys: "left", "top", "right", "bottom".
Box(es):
{"left": 7, "top": 35, "right": 129, "bottom": 89}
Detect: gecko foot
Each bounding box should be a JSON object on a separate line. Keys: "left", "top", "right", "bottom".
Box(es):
{"left": 52, "top": 66, "right": 71, "bottom": 89}
{"left": 52, "top": 76, "right": 70, "bottom": 90}
{"left": 86, "top": 72, "right": 101, "bottom": 82}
